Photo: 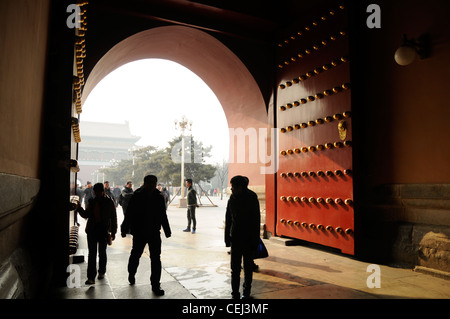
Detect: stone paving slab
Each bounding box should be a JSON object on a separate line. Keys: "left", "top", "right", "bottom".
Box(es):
{"left": 51, "top": 198, "right": 450, "bottom": 300}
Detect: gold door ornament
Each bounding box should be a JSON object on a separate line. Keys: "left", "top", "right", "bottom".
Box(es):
{"left": 338, "top": 120, "right": 347, "bottom": 140}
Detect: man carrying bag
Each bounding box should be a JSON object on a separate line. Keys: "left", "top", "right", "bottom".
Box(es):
{"left": 225, "top": 175, "right": 261, "bottom": 299}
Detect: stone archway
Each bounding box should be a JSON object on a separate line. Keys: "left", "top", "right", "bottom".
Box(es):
{"left": 82, "top": 25, "right": 270, "bottom": 192}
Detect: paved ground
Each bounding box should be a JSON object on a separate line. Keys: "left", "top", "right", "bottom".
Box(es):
{"left": 52, "top": 196, "right": 450, "bottom": 300}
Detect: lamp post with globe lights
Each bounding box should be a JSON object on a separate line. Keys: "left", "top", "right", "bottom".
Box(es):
{"left": 174, "top": 115, "right": 192, "bottom": 207}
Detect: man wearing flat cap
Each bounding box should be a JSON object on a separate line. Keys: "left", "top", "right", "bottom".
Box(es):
{"left": 224, "top": 175, "right": 260, "bottom": 299}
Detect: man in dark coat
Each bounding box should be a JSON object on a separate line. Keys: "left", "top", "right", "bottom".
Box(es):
{"left": 83, "top": 181, "right": 94, "bottom": 207}
{"left": 113, "top": 185, "right": 121, "bottom": 207}
{"left": 119, "top": 181, "right": 134, "bottom": 215}
{"left": 121, "top": 175, "right": 171, "bottom": 296}
{"left": 183, "top": 178, "right": 198, "bottom": 234}
{"left": 225, "top": 175, "right": 260, "bottom": 299}
{"left": 76, "top": 183, "right": 117, "bottom": 285}
{"left": 104, "top": 181, "right": 114, "bottom": 200}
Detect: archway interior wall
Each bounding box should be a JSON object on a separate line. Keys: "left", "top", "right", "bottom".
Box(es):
{"left": 82, "top": 26, "right": 270, "bottom": 187}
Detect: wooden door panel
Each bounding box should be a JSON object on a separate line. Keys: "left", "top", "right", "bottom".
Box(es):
{"left": 275, "top": 2, "right": 354, "bottom": 254}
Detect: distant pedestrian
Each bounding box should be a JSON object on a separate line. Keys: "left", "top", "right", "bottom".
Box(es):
{"left": 113, "top": 185, "right": 121, "bottom": 207}
{"left": 162, "top": 187, "right": 170, "bottom": 208}
{"left": 83, "top": 181, "right": 94, "bottom": 207}
{"left": 225, "top": 175, "right": 260, "bottom": 299}
{"left": 119, "top": 181, "right": 134, "bottom": 234}
{"left": 183, "top": 179, "right": 198, "bottom": 234}
{"left": 76, "top": 183, "right": 117, "bottom": 285}
{"left": 104, "top": 181, "right": 114, "bottom": 200}
{"left": 74, "top": 183, "right": 84, "bottom": 202}
{"left": 119, "top": 181, "right": 134, "bottom": 215}
{"left": 121, "top": 175, "right": 171, "bottom": 296}
{"left": 158, "top": 184, "right": 169, "bottom": 208}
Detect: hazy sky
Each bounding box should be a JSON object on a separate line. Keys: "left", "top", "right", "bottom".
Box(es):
{"left": 81, "top": 59, "right": 229, "bottom": 164}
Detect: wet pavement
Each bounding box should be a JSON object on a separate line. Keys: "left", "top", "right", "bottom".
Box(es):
{"left": 52, "top": 197, "right": 450, "bottom": 300}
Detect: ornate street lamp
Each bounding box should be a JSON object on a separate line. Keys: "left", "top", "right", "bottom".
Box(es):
{"left": 174, "top": 115, "right": 192, "bottom": 207}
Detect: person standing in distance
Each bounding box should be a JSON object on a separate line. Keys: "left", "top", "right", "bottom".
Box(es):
{"left": 83, "top": 181, "right": 94, "bottom": 207}
{"left": 113, "top": 185, "right": 121, "bottom": 207}
{"left": 183, "top": 179, "right": 198, "bottom": 234}
{"left": 225, "top": 175, "right": 260, "bottom": 299}
{"left": 121, "top": 175, "right": 171, "bottom": 296}
{"left": 103, "top": 181, "right": 114, "bottom": 200}
{"left": 119, "top": 181, "right": 134, "bottom": 215}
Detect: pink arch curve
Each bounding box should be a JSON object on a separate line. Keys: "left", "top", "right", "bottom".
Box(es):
{"left": 82, "top": 26, "right": 269, "bottom": 186}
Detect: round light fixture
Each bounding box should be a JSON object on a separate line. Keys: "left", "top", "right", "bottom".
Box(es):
{"left": 394, "top": 45, "right": 417, "bottom": 66}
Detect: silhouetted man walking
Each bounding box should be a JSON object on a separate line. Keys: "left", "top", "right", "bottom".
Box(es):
{"left": 225, "top": 175, "right": 260, "bottom": 299}
{"left": 76, "top": 183, "right": 117, "bottom": 285}
{"left": 121, "top": 175, "right": 171, "bottom": 296}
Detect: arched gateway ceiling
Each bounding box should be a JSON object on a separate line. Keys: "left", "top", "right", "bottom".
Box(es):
{"left": 82, "top": 25, "right": 270, "bottom": 186}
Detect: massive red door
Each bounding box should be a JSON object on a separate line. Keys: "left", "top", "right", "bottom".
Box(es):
{"left": 274, "top": 3, "right": 354, "bottom": 254}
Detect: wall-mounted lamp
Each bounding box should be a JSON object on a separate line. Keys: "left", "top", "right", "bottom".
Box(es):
{"left": 394, "top": 33, "right": 431, "bottom": 66}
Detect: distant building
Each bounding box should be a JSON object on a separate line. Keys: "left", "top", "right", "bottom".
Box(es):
{"left": 77, "top": 121, "right": 140, "bottom": 185}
